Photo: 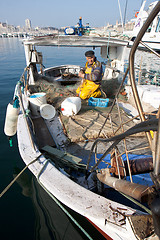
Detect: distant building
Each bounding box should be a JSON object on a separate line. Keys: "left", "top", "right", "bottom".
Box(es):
{"left": 25, "top": 19, "right": 31, "bottom": 30}
{"left": 124, "top": 21, "right": 135, "bottom": 31}
{"left": 0, "top": 22, "right": 7, "bottom": 28}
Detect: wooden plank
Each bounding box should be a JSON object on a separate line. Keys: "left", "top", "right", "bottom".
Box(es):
{"left": 42, "top": 145, "right": 82, "bottom": 164}
{"left": 32, "top": 117, "right": 56, "bottom": 149}
{"left": 42, "top": 145, "right": 86, "bottom": 171}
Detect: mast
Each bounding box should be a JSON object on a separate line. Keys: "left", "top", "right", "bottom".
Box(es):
{"left": 117, "top": 0, "right": 124, "bottom": 30}
{"left": 123, "top": 0, "right": 128, "bottom": 26}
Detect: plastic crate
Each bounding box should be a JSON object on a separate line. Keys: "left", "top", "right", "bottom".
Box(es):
{"left": 88, "top": 97, "right": 109, "bottom": 107}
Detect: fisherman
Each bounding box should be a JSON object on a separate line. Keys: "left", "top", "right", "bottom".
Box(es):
{"left": 76, "top": 50, "right": 103, "bottom": 99}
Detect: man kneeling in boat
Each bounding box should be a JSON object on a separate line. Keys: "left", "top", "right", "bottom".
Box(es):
{"left": 76, "top": 50, "right": 103, "bottom": 99}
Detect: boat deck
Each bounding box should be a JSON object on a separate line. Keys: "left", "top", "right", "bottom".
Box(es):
{"left": 29, "top": 74, "right": 151, "bottom": 158}
{"left": 31, "top": 99, "right": 151, "bottom": 163}
{"left": 60, "top": 103, "right": 139, "bottom": 142}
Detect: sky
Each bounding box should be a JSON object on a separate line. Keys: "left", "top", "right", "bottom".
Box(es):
{"left": 0, "top": 0, "right": 157, "bottom": 28}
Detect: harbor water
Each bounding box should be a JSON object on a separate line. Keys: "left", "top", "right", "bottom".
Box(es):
{"left": 0, "top": 37, "right": 159, "bottom": 240}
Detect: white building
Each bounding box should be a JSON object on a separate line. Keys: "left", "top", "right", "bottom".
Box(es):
{"left": 25, "top": 19, "right": 31, "bottom": 30}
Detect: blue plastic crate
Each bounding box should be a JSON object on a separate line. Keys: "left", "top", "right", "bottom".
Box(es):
{"left": 88, "top": 97, "right": 109, "bottom": 107}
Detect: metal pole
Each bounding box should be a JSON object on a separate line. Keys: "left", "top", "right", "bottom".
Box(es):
{"left": 123, "top": 0, "right": 128, "bottom": 27}
{"left": 117, "top": 0, "right": 124, "bottom": 30}
{"left": 139, "top": 41, "right": 160, "bottom": 58}
{"left": 154, "top": 108, "right": 160, "bottom": 176}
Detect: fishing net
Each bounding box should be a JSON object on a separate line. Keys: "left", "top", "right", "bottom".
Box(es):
{"left": 28, "top": 74, "right": 80, "bottom": 109}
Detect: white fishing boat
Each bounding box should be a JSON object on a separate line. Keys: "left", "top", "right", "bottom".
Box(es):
{"left": 3, "top": 2, "right": 160, "bottom": 239}
{"left": 125, "top": 0, "right": 160, "bottom": 52}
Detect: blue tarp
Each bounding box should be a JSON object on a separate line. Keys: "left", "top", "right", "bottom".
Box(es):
{"left": 81, "top": 153, "right": 153, "bottom": 186}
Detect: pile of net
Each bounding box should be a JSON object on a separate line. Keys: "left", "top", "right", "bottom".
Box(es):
{"left": 28, "top": 75, "right": 80, "bottom": 109}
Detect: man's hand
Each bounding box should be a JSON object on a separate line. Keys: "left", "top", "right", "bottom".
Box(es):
{"left": 78, "top": 70, "right": 85, "bottom": 78}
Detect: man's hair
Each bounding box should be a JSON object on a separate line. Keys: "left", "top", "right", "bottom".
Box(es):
{"left": 85, "top": 50, "right": 95, "bottom": 57}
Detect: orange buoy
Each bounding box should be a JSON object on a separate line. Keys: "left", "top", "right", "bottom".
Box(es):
{"left": 135, "top": 11, "right": 139, "bottom": 18}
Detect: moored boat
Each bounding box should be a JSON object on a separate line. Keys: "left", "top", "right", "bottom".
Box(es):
{"left": 125, "top": 0, "right": 160, "bottom": 53}
{"left": 3, "top": 2, "right": 160, "bottom": 239}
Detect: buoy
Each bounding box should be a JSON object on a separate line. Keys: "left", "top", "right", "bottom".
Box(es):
{"left": 4, "top": 98, "right": 20, "bottom": 137}
{"left": 135, "top": 11, "right": 139, "bottom": 18}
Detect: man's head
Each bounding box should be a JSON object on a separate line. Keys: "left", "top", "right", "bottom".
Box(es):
{"left": 85, "top": 50, "right": 95, "bottom": 65}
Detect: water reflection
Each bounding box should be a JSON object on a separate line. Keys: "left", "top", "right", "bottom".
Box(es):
{"left": 122, "top": 48, "right": 160, "bottom": 85}
{"left": 0, "top": 38, "right": 23, "bottom": 56}
{"left": 14, "top": 168, "right": 106, "bottom": 240}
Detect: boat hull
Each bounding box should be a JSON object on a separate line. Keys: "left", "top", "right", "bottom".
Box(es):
{"left": 17, "top": 112, "right": 142, "bottom": 240}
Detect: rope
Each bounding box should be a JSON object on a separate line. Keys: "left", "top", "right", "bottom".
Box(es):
{"left": 119, "top": 192, "right": 152, "bottom": 215}
{"left": 9, "top": 137, "right": 13, "bottom": 147}
{"left": 97, "top": 66, "right": 129, "bottom": 139}
{"left": 1, "top": 154, "right": 93, "bottom": 239}
{"left": 38, "top": 182, "right": 94, "bottom": 240}
{"left": 23, "top": 109, "right": 30, "bottom": 118}
{"left": 36, "top": 162, "right": 94, "bottom": 240}
{"left": 0, "top": 154, "right": 42, "bottom": 198}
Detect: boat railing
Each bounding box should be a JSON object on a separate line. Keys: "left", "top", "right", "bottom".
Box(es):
{"left": 15, "top": 65, "right": 37, "bottom": 151}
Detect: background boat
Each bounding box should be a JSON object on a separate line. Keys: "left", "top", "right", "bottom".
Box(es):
{"left": 124, "top": 0, "right": 160, "bottom": 52}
